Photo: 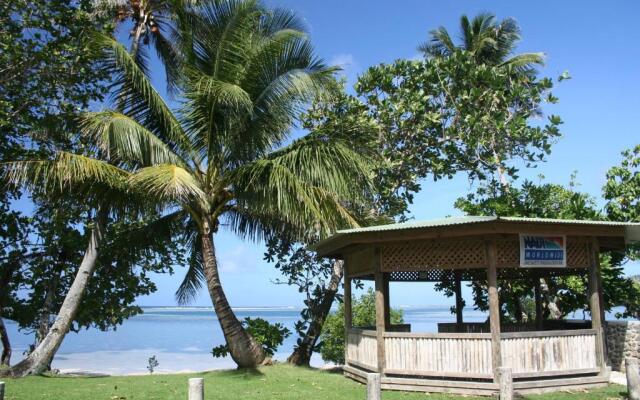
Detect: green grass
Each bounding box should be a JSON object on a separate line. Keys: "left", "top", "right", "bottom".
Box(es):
{"left": 1, "top": 364, "right": 627, "bottom": 400}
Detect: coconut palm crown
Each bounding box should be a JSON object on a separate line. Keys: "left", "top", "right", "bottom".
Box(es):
{"left": 82, "top": 0, "right": 371, "bottom": 367}
{"left": 419, "top": 13, "right": 544, "bottom": 69}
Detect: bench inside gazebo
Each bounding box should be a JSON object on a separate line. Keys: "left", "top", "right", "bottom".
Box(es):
{"left": 313, "top": 216, "right": 640, "bottom": 396}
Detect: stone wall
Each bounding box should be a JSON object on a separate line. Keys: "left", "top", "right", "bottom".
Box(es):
{"left": 605, "top": 320, "right": 640, "bottom": 371}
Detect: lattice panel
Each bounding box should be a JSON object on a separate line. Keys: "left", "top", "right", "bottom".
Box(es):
{"left": 567, "top": 240, "right": 590, "bottom": 267}
{"left": 496, "top": 239, "right": 519, "bottom": 266}
{"left": 380, "top": 267, "right": 586, "bottom": 282}
{"left": 381, "top": 239, "right": 486, "bottom": 272}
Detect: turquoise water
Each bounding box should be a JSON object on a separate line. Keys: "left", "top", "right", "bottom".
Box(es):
{"left": 5, "top": 306, "right": 490, "bottom": 374}
{"left": 9, "top": 305, "right": 620, "bottom": 375}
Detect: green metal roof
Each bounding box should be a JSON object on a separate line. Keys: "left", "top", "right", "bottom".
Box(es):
{"left": 312, "top": 216, "right": 640, "bottom": 256}
{"left": 336, "top": 216, "right": 640, "bottom": 234}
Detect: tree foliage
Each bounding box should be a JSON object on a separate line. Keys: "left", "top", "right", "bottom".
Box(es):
{"left": 211, "top": 317, "right": 291, "bottom": 358}
{"left": 356, "top": 50, "right": 562, "bottom": 214}
{"left": 453, "top": 177, "right": 640, "bottom": 321}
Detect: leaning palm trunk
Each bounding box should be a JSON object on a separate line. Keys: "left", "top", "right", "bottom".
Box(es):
{"left": 287, "top": 260, "right": 344, "bottom": 366}
{"left": 10, "top": 207, "right": 108, "bottom": 377}
{"left": 201, "top": 227, "right": 266, "bottom": 368}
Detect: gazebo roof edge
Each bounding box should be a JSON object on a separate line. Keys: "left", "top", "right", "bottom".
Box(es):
{"left": 312, "top": 216, "right": 640, "bottom": 256}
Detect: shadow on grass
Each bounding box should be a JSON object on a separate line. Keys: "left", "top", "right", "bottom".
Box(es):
{"left": 213, "top": 367, "right": 264, "bottom": 379}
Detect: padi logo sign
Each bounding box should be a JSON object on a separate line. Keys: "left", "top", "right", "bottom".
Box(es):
{"left": 519, "top": 234, "right": 566, "bottom": 268}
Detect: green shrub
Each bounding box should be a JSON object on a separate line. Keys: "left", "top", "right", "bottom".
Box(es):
{"left": 211, "top": 317, "right": 291, "bottom": 358}
{"left": 319, "top": 288, "right": 403, "bottom": 364}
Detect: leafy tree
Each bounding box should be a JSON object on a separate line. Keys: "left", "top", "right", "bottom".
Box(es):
{"left": 320, "top": 288, "right": 403, "bottom": 364}
{"left": 603, "top": 144, "right": 640, "bottom": 317}
{"left": 211, "top": 318, "right": 291, "bottom": 358}
{"left": 0, "top": 0, "right": 111, "bottom": 145}
{"left": 27, "top": 0, "right": 373, "bottom": 369}
{"left": 419, "top": 13, "right": 544, "bottom": 71}
{"left": 4, "top": 201, "right": 181, "bottom": 347}
{"left": 0, "top": 0, "right": 112, "bottom": 369}
{"left": 604, "top": 145, "right": 640, "bottom": 223}
{"left": 357, "top": 51, "right": 561, "bottom": 198}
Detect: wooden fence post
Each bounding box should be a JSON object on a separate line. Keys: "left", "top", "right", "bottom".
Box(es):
{"left": 188, "top": 377, "right": 204, "bottom": 400}
{"left": 497, "top": 367, "right": 513, "bottom": 400}
{"left": 627, "top": 358, "right": 640, "bottom": 400}
{"left": 0, "top": 381, "right": 4, "bottom": 400}
{"left": 366, "top": 372, "right": 381, "bottom": 400}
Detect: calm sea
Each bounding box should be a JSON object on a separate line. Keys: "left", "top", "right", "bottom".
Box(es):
{"left": 4, "top": 306, "right": 603, "bottom": 375}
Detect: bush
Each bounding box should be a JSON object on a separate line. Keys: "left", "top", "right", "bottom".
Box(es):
{"left": 319, "top": 288, "right": 403, "bottom": 364}
{"left": 211, "top": 317, "right": 291, "bottom": 358}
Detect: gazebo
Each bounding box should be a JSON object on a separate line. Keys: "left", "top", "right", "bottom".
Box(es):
{"left": 313, "top": 216, "right": 640, "bottom": 396}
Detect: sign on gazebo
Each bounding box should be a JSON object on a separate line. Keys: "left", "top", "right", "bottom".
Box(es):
{"left": 519, "top": 234, "right": 566, "bottom": 267}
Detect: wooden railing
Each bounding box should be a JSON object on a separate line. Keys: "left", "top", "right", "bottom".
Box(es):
{"left": 346, "top": 328, "right": 599, "bottom": 379}
{"left": 500, "top": 329, "right": 599, "bottom": 377}
{"left": 346, "top": 328, "right": 377, "bottom": 370}
{"left": 383, "top": 332, "right": 493, "bottom": 378}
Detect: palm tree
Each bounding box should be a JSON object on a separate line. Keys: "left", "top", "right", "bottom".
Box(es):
{"left": 81, "top": 0, "right": 371, "bottom": 368}
{"left": 419, "top": 13, "right": 544, "bottom": 69}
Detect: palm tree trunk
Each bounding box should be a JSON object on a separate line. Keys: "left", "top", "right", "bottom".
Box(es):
{"left": 287, "top": 260, "right": 343, "bottom": 366}
{"left": 0, "top": 317, "right": 10, "bottom": 366}
{"left": 9, "top": 206, "right": 108, "bottom": 377}
{"left": 200, "top": 227, "right": 266, "bottom": 368}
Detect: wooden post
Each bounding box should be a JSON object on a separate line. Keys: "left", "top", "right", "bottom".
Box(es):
{"left": 344, "top": 275, "right": 352, "bottom": 367}
{"left": 497, "top": 367, "right": 513, "bottom": 400}
{"left": 454, "top": 270, "right": 464, "bottom": 332}
{"left": 383, "top": 273, "right": 391, "bottom": 329}
{"left": 188, "top": 378, "right": 204, "bottom": 400}
{"left": 588, "top": 237, "right": 606, "bottom": 371}
{"left": 594, "top": 241, "right": 609, "bottom": 365}
{"left": 366, "top": 372, "right": 381, "bottom": 400}
{"left": 344, "top": 276, "right": 352, "bottom": 330}
{"left": 534, "top": 276, "right": 543, "bottom": 330}
{"left": 374, "top": 247, "right": 386, "bottom": 374}
{"left": 626, "top": 358, "right": 640, "bottom": 400}
{"left": 0, "top": 381, "right": 4, "bottom": 400}
{"left": 486, "top": 240, "right": 502, "bottom": 382}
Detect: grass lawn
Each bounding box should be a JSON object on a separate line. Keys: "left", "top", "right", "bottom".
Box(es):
{"left": 1, "top": 364, "right": 628, "bottom": 400}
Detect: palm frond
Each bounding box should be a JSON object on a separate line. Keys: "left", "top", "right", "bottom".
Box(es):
{"left": 265, "top": 134, "right": 374, "bottom": 203}
{"left": 175, "top": 228, "right": 205, "bottom": 305}
{"left": 151, "top": 26, "right": 184, "bottom": 94}
{"left": 500, "top": 52, "right": 546, "bottom": 68}
{"left": 116, "top": 209, "right": 189, "bottom": 251}
{"left": 81, "top": 111, "right": 189, "bottom": 167}
{"left": 90, "top": 31, "right": 195, "bottom": 161}
{"left": 230, "top": 156, "right": 361, "bottom": 239}
{"left": 2, "top": 151, "right": 129, "bottom": 194}
{"left": 128, "top": 164, "right": 208, "bottom": 206}
{"left": 419, "top": 26, "right": 456, "bottom": 57}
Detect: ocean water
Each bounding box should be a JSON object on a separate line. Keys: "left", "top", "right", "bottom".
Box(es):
{"left": 4, "top": 306, "right": 490, "bottom": 375}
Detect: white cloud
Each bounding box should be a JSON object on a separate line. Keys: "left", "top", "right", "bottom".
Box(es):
{"left": 329, "top": 53, "right": 360, "bottom": 85}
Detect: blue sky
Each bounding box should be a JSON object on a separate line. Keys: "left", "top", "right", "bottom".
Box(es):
{"left": 128, "top": 1, "right": 640, "bottom": 307}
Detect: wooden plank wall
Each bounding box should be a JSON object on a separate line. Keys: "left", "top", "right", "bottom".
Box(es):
{"left": 383, "top": 333, "right": 493, "bottom": 378}
{"left": 501, "top": 331, "right": 598, "bottom": 376}
{"left": 346, "top": 329, "right": 377, "bottom": 370}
